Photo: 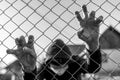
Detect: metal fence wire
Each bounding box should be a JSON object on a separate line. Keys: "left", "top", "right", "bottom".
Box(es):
{"left": 0, "top": 0, "right": 120, "bottom": 80}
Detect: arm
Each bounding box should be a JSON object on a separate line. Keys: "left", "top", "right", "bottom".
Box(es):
{"left": 87, "top": 47, "right": 102, "bottom": 73}
{"left": 23, "top": 67, "right": 37, "bottom": 80}
{"left": 75, "top": 5, "right": 103, "bottom": 73}
{"left": 72, "top": 55, "right": 88, "bottom": 74}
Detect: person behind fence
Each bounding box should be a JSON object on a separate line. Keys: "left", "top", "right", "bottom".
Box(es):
{"left": 37, "top": 5, "right": 103, "bottom": 80}
{"left": 7, "top": 35, "right": 37, "bottom": 80}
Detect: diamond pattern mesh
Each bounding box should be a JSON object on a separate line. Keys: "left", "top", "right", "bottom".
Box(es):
{"left": 0, "top": 0, "right": 120, "bottom": 80}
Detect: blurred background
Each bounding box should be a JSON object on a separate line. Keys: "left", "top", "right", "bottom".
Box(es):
{"left": 0, "top": 0, "right": 120, "bottom": 80}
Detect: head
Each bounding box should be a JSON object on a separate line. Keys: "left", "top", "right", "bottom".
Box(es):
{"left": 46, "top": 39, "right": 72, "bottom": 68}
{"left": 75, "top": 5, "right": 103, "bottom": 44}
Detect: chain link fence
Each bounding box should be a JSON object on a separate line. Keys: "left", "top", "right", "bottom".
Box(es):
{"left": 0, "top": 0, "right": 120, "bottom": 80}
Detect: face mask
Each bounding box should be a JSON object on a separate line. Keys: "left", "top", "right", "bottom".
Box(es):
{"left": 50, "top": 64, "right": 68, "bottom": 76}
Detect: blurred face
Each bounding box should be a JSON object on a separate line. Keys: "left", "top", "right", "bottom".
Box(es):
{"left": 50, "top": 63, "right": 68, "bottom": 76}
{"left": 47, "top": 57, "right": 69, "bottom": 75}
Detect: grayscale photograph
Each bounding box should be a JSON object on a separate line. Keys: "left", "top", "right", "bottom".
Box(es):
{"left": 0, "top": 0, "right": 120, "bottom": 80}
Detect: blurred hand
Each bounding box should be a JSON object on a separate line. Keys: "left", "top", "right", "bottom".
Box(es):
{"left": 75, "top": 5, "right": 103, "bottom": 43}
{"left": 75, "top": 5, "right": 103, "bottom": 51}
{"left": 7, "top": 35, "right": 37, "bottom": 73}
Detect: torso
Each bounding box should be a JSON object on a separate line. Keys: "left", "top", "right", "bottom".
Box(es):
{"left": 37, "top": 59, "right": 83, "bottom": 80}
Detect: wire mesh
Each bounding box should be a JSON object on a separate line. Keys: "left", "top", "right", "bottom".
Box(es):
{"left": 0, "top": 0, "right": 120, "bottom": 80}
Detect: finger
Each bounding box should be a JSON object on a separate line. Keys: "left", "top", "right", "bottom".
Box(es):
{"left": 75, "top": 11, "right": 82, "bottom": 22}
{"left": 77, "top": 30, "right": 83, "bottom": 39}
{"left": 27, "top": 35, "right": 34, "bottom": 49}
{"left": 95, "top": 16, "right": 103, "bottom": 24}
{"left": 89, "top": 11, "right": 95, "bottom": 19}
{"left": 15, "top": 38, "right": 21, "bottom": 48}
{"left": 82, "top": 5, "right": 88, "bottom": 19}
{"left": 7, "top": 49, "right": 23, "bottom": 62}
{"left": 19, "top": 36, "right": 26, "bottom": 47}
{"left": 6, "top": 49, "right": 21, "bottom": 58}
{"left": 6, "top": 49, "right": 16, "bottom": 54}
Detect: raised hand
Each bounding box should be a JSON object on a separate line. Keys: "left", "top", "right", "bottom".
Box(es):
{"left": 75, "top": 5, "right": 103, "bottom": 51}
{"left": 7, "top": 35, "right": 37, "bottom": 73}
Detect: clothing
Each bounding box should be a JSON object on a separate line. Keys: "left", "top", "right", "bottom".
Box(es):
{"left": 23, "top": 39, "right": 102, "bottom": 80}
{"left": 23, "top": 67, "right": 37, "bottom": 80}
{"left": 37, "top": 48, "right": 102, "bottom": 80}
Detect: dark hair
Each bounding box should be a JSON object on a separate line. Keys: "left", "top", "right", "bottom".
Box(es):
{"left": 47, "top": 39, "right": 72, "bottom": 65}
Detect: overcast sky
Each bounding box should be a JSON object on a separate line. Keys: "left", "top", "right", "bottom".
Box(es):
{"left": 0, "top": 0, "right": 120, "bottom": 68}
